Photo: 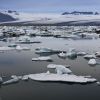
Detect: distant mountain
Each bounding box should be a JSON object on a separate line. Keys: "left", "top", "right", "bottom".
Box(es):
{"left": 0, "top": 12, "right": 16, "bottom": 22}
{"left": 62, "top": 11, "right": 99, "bottom": 15}
{"left": 0, "top": 11, "right": 100, "bottom": 25}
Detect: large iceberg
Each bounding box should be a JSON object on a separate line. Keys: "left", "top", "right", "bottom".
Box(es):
{"left": 88, "top": 59, "right": 97, "bottom": 65}
{"left": 29, "top": 64, "right": 97, "bottom": 84}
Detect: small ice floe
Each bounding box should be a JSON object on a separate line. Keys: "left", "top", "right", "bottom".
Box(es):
{"left": 29, "top": 64, "right": 97, "bottom": 84}
{"left": 95, "top": 52, "right": 100, "bottom": 57}
{"left": 16, "top": 45, "right": 23, "bottom": 50}
{"left": 32, "top": 56, "right": 53, "bottom": 62}
{"left": 58, "top": 52, "right": 67, "bottom": 58}
{"left": 96, "top": 82, "right": 100, "bottom": 86}
{"left": 88, "top": 59, "right": 97, "bottom": 65}
{"left": 0, "top": 46, "right": 14, "bottom": 51}
{"left": 35, "top": 47, "right": 63, "bottom": 54}
{"left": 15, "top": 45, "right": 30, "bottom": 51}
{"left": 22, "top": 75, "right": 29, "bottom": 81}
{"left": 0, "top": 77, "right": 3, "bottom": 84}
{"left": 66, "top": 48, "right": 77, "bottom": 59}
{"left": 3, "top": 75, "right": 19, "bottom": 85}
{"left": 84, "top": 54, "right": 96, "bottom": 59}
{"left": 16, "top": 36, "right": 41, "bottom": 44}
{"left": 47, "top": 64, "right": 72, "bottom": 75}
{"left": 77, "top": 52, "right": 87, "bottom": 56}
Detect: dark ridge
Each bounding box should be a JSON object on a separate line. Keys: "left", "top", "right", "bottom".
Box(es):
{"left": 0, "top": 12, "right": 16, "bottom": 22}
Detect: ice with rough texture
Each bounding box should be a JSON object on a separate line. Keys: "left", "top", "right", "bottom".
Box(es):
{"left": 88, "top": 59, "right": 97, "bottom": 65}
{"left": 35, "top": 47, "right": 61, "bottom": 54}
{"left": 3, "top": 75, "right": 19, "bottom": 85}
{"left": 77, "top": 52, "right": 87, "bottom": 56}
{"left": 84, "top": 54, "right": 96, "bottom": 59}
{"left": 29, "top": 73, "right": 97, "bottom": 83}
{"left": 0, "top": 46, "right": 14, "bottom": 51}
{"left": 32, "top": 56, "right": 52, "bottom": 61}
{"left": 47, "top": 64, "right": 72, "bottom": 75}
{"left": 29, "top": 64, "right": 97, "bottom": 83}
{"left": 22, "top": 75, "right": 29, "bottom": 81}
{"left": 58, "top": 52, "right": 67, "bottom": 58}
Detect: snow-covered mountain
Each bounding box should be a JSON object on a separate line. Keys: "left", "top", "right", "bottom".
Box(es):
{"left": 1, "top": 11, "right": 100, "bottom": 25}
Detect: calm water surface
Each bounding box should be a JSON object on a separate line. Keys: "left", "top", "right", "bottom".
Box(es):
{"left": 0, "top": 37, "right": 100, "bottom": 100}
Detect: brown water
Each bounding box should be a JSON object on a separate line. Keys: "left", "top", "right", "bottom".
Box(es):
{"left": 0, "top": 37, "right": 100, "bottom": 100}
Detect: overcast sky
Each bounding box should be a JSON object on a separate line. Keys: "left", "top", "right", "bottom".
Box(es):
{"left": 0, "top": 0, "right": 100, "bottom": 13}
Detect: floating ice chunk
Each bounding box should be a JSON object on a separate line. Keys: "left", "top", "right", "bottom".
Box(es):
{"left": 15, "top": 45, "right": 30, "bottom": 51}
{"left": 84, "top": 54, "right": 96, "bottom": 59}
{"left": 97, "top": 82, "right": 100, "bottom": 85}
{"left": 16, "top": 36, "right": 41, "bottom": 44}
{"left": 22, "top": 75, "right": 29, "bottom": 81}
{"left": 35, "top": 47, "right": 62, "bottom": 54}
{"left": 32, "top": 56, "right": 53, "bottom": 61}
{"left": 95, "top": 52, "right": 100, "bottom": 57}
{"left": 16, "top": 45, "right": 23, "bottom": 50}
{"left": 0, "top": 46, "right": 14, "bottom": 51}
{"left": 0, "top": 77, "right": 3, "bottom": 84}
{"left": 3, "top": 76, "right": 19, "bottom": 85}
{"left": 77, "top": 52, "right": 87, "bottom": 56}
{"left": 22, "top": 47, "right": 30, "bottom": 50}
{"left": 66, "top": 48, "right": 77, "bottom": 59}
{"left": 29, "top": 73, "right": 97, "bottom": 83}
{"left": 58, "top": 52, "right": 67, "bottom": 58}
{"left": 47, "top": 64, "right": 72, "bottom": 75}
{"left": 88, "top": 59, "right": 97, "bottom": 65}
{"left": 11, "top": 75, "right": 22, "bottom": 80}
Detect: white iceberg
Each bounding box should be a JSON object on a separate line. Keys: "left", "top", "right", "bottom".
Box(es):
{"left": 16, "top": 36, "right": 41, "bottom": 44}
{"left": 35, "top": 47, "right": 62, "bottom": 54}
{"left": 32, "top": 56, "right": 53, "bottom": 61}
{"left": 29, "top": 73, "right": 96, "bottom": 83}
{"left": 84, "top": 54, "right": 96, "bottom": 59}
{"left": 95, "top": 52, "right": 100, "bottom": 57}
{"left": 22, "top": 75, "right": 29, "bottom": 81}
{"left": 29, "top": 64, "right": 97, "bottom": 84}
{"left": 0, "top": 46, "right": 14, "bottom": 51}
{"left": 66, "top": 48, "right": 77, "bottom": 59}
{"left": 77, "top": 52, "right": 87, "bottom": 56}
{"left": 47, "top": 64, "right": 72, "bottom": 75}
{"left": 58, "top": 52, "right": 67, "bottom": 58}
{"left": 88, "top": 59, "right": 97, "bottom": 65}
{"left": 15, "top": 45, "right": 30, "bottom": 51}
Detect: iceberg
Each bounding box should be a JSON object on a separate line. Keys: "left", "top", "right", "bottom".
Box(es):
{"left": 95, "top": 52, "right": 100, "bottom": 57}
{"left": 88, "top": 59, "right": 97, "bottom": 65}
{"left": 84, "top": 54, "right": 96, "bottom": 59}
{"left": 35, "top": 47, "right": 63, "bottom": 54}
{"left": 32, "top": 56, "right": 53, "bottom": 62}
{"left": 29, "top": 64, "right": 97, "bottom": 84}
{"left": 16, "top": 36, "right": 41, "bottom": 44}
{"left": 47, "top": 64, "right": 72, "bottom": 74}
{"left": 0, "top": 46, "right": 14, "bottom": 51}
{"left": 58, "top": 52, "right": 67, "bottom": 58}
{"left": 66, "top": 48, "right": 77, "bottom": 59}
{"left": 3, "top": 75, "right": 19, "bottom": 85}
{"left": 15, "top": 45, "right": 30, "bottom": 51}
{"left": 22, "top": 75, "right": 29, "bottom": 81}
{"left": 0, "top": 77, "right": 3, "bottom": 84}
{"left": 77, "top": 52, "right": 87, "bottom": 56}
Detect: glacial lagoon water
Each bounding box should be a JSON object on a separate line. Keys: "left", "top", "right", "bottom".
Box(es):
{"left": 0, "top": 36, "right": 100, "bottom": 100}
